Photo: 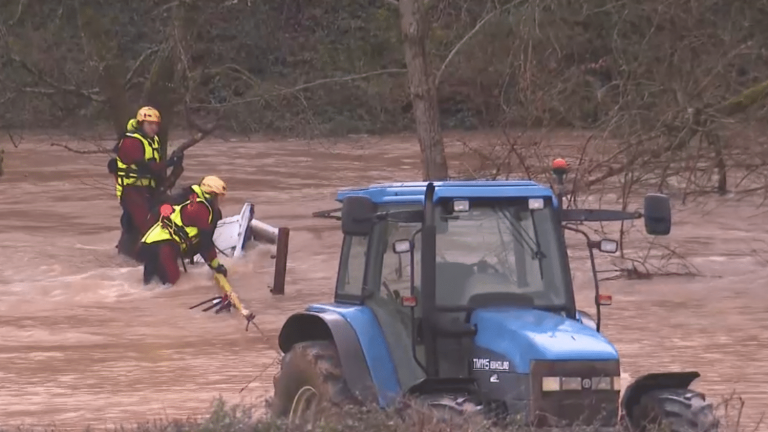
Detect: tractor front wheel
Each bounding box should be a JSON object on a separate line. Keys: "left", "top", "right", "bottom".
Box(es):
{"left": 631, "top": 388, "right": 718, "bottom": 432}
{"left": 271, "top": 341, "right": 354, "bottom": 424}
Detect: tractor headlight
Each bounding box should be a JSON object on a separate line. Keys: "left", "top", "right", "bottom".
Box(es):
{"left": 561, "top": 377, "right": 582, "bottom": 390}
{"left": 542, "top": 377, "right": 561, "bottom": 392}
{"left": 541, "top": 376, "right": 620, "bottom": 391}
{"left": 528, "top": 198, "right": 545, "bottom": 209}
{"left": 452, "top": 199, "right": 470, "bottom": 212}
{"left": 593, "top": 377, "right": 612, "bottom": 390}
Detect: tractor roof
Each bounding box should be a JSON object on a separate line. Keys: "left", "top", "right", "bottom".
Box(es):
{"left": 335, "top": 180, "right": 554, "bottom": 205}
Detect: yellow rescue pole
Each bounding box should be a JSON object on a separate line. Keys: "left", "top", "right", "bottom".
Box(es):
{"left": 213, "top": 273, "right": 258, "bottom": 331}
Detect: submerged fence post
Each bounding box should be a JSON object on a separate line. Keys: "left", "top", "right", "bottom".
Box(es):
{"left": 271, "top": 227, "right": 290, "bottom": 295}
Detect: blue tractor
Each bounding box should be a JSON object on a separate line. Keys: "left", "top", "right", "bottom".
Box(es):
{"left": 271, "top": 163, "right": 717, "bottom": 431}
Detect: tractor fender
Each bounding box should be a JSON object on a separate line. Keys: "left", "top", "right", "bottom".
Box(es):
{"left": 621, "top": 371, "right": 701, "bottom": 420}
{"left": 277, "top": 311, "right": 378, "bottom": 405}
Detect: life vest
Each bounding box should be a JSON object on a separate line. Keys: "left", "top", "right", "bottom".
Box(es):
{"left": 141, "top": 185, "right": 213, "bottom": 250}
{"left": 113, "top": 124, "right": 161, "bottom": 199}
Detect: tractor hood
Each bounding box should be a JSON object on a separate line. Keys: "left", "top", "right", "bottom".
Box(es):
{"left": 471, "top": 308, "right": 619, "bottom": 374}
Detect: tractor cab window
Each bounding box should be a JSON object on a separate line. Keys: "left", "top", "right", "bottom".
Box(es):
{"left": 366, "top": 203, "right": 424, "bottom": 302}
{"left": 379, "top": 220, "right": 422, "bottom": 304}
{"left": 335, "top": 235, "right": 369, "bottom": 300}
{"left": 434, "top": 198, "right": 572, "bottom": 311}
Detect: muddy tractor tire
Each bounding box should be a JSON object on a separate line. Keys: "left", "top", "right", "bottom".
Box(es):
{"left": 271, "top": 341, "right": 355, "bottom": 423}
{"left": 631, "top": 388, "right": 718, "bottom": 432}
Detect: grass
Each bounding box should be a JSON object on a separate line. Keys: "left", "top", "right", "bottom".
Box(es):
{"left": 0, "top": 394, "right": 760, "bottom": 432}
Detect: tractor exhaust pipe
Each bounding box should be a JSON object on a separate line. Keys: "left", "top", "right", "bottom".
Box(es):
{"left": 421, "top": 182, "right": 439, "bottom": 378}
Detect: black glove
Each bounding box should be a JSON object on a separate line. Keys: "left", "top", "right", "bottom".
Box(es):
{"left": 167, "top": 153, "right": 184, "bottom": 168}
{"left": 210, "top": 262, "right": 228, "bottom": 277}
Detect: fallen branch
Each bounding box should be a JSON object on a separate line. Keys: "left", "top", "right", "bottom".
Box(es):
{"left": 159, "top": 106, "right": 220, "bottom": 194}
{"left": 168, "top": 105, "right": 220, "bottom": 158}
{"left": 50, "top": 142, "right": 111, "bottom": 154}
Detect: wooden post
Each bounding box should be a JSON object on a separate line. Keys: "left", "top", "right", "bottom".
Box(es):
{"left": 271, "top": 227, "right": 290, "bottom": 295}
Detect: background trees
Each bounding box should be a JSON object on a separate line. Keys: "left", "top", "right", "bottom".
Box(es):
{"left": 2, "top": 0, "right": 768, "bottom": 183}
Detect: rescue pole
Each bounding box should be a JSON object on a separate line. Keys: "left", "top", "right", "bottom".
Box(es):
{"left": 213, "top": 273, "right": 258, "bottom": 331}
{"left": 190, "top": 273, "right": 258, "bottom": 332}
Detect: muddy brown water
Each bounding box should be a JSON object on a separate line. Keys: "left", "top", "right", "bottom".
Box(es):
{"left": 0, "top": 132, "right": 766, "bottom": 429}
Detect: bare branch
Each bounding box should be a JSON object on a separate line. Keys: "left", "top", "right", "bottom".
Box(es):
{"left": 7, "top": 0, "right": 26, "bottom": 26}
{"left": 8, "top": 131, "right": 22, "bottom": 148}
{"left": 50, "top": 142, "right": 111, "bottom": 154}
{"left": 157, "top": 1, "right": 179, "bottom": 13}
{"left": 20, "top": 87, "right": 61, "bottom": 95}
{"left": 157, "top": 102, "right": 221, "bottom": 195}
{"left": 0, "top": 92, "right": 15, "bottom": 106}
{"left": 8, "top": 53, "right": 104, "bottom": 102}
{"left": 124, "top": 46, "right": 161, "bottom": 87}
{"left": 192, "top": 69, "right": 407, "bottom": 108}
{"left": 436, "top": 2, "right": 517, "bottom": 86}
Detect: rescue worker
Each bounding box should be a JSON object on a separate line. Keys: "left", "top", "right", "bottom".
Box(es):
{"left": 110, "top": 106, "right": 183, "bottom": 258}
{"left": 159, "top": 180, "right": 224, "bottom": 264}
{"left": 139, "top": 175, "right": 228, "bottom": 286}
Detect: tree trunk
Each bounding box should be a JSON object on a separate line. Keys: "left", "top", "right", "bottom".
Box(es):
{"left": 142, "top": 46, "right": 177, "bottom": 161}
{"left": 77, "top": 5, "right": 131, "bottom": 137}
{"left": 141, "top": 1, "right": 196, "bottom": 161}
{"left": 398, "top": 0, "right": 449, "bottom": 181}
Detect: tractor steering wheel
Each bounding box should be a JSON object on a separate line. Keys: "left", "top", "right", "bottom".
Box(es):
{"left": 472, "top": 259, "right": 501, "bottom": 274}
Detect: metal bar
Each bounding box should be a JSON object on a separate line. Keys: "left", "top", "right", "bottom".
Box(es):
{"left": 250, "top": 219, "right": 279, "bottom": 244}
{"left": 421, "top": 183, "right": 439, "bottom": 378}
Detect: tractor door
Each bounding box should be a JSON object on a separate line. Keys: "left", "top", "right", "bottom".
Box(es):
{"left": 363, "top": 214, "right": 427, "bottom": 391}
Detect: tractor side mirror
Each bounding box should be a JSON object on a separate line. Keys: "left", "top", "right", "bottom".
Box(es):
{"left": 341, "top": 195, "right": 377, "bottom": 236}
{"left": 392, "top": 239, "right": 412, "bottom": 254}
{"left": 643, "top": 194, "right": 671, "bottom": 236}
{"left": 589, "top": 239, "right": 618, "bottom": 254}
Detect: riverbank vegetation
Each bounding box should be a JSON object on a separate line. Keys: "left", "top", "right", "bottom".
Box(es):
{"left": 0, "top": 395, "right": 759, "bottom": 432}
{"left": 2, "top": 0, "right": 768, "bottom": 182}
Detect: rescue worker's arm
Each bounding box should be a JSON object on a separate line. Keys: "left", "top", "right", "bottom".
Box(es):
{"left": 117, "top": 137, "right": 168, "bottom": 177}
{"left": 180, "top": 202, "right": 227, "bottom": 276}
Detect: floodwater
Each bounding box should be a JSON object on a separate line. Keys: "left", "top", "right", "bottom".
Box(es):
{"left": 0, "top": 131, "right": 766, "bottom": 429}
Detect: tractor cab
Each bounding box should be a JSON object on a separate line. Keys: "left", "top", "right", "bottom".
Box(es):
{"left": 333, "top": 182, "right": 579, "bottom": 390}
{"left": 273, "top": 165, "right": 714, "bottom": 431}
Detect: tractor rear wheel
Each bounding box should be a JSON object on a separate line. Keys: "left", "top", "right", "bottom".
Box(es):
{"left": 632, "top": 388, "right": 718, "bottom": 432}
{"left": 271, "top": 341, "right": 354, "bottom": 424}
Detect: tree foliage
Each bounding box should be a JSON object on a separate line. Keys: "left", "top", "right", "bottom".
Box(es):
{"left": 2, "top": 0, "right": 768, "bottom": 174}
